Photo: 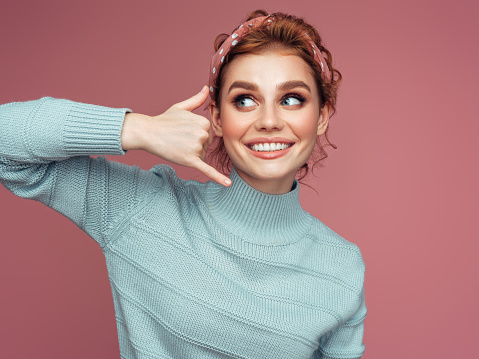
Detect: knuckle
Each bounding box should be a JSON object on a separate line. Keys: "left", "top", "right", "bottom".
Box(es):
{"left": 193, "top": 142, "right": 204, "bottom": 153}
{"left": 202, "top": 165, "right": 212, "bottom": 175}
{"left": 184, "top": 157, "right": 196, "bottom": 167}
{"left": 199, "top": 117, "right": 210, "bottom": 128}
{"left": 198, "top": 131, "right": 209, "bottom": 141}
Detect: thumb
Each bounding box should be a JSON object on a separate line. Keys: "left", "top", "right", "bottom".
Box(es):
{"left": 192, "top": 158, "right": 232, "bottom": 187}
{"left": 174, "top": 85, "right": 210, "bottom": 112}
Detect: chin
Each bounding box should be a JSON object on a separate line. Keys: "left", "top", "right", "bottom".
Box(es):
{"left": 241, "top": 165, "right": 297, "bottom": 182}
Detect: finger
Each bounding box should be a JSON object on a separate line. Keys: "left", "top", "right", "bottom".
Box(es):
{"left": 199, "top": 148, "right": 206, "bottom": 162}
{"left": 192, "top": 158, "right": 231, "bottom": 187}
{"left": 173, "top": 85, "right": 209, "bottom": 112}
{"left": 202, "top": 127, "right": 213, "bottom": 153}
{"left": 207, "top": 126, "right": 214, "bottom": 147}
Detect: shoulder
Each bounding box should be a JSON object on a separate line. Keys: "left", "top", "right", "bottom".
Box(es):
{"left": 306, "top": 217, "right": 365, "bottom": 286}
{"left": 309, "top": 217, "right": 363, "bottom": 257}
{"left": 147, "top": 164, "right": 209, "bottom": 201}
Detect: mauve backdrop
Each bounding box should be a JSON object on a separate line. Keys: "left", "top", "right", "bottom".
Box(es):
{"left": 1, "top": 0, "right": 477, "bottom": 358}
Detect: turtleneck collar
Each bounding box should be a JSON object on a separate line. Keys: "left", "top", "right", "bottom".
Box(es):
{"left": 205, "top": 167, "right": 312, "bottom": 245}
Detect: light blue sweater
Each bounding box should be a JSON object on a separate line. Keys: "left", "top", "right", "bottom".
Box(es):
{"left": 0, "top": 97, "right": 366, "bottom": 359}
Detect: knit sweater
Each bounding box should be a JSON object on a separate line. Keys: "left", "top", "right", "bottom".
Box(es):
{"left": 0, "top": 97, "right": 366, "bottom": 359}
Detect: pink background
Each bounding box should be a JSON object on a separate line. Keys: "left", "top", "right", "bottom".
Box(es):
{"left": 1, "top": 0, "right": 478, "bottom": 357}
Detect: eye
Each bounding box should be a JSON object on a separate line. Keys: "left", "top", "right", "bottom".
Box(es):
{"left": 281, "top": 94, "right": 306, "bottom": 106}
{"left": 233, "top": 95, "right": 256, "bottom": 108}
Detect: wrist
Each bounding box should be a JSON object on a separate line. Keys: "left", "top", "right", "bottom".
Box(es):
{"left": 121, "top": 112, "right": 150, "bottom": 151}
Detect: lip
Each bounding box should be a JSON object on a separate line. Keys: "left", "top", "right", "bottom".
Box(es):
{"left": 244, "top": 141, "right": 295, "bottom": 160}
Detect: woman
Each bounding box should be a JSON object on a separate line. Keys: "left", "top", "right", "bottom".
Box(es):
{"left": 0, "top": 10, "right": 366, "bottom": 359}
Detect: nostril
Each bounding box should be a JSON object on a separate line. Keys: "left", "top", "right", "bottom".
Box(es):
{"left": 257, "top": 119, "right": 283, "bottom": 130}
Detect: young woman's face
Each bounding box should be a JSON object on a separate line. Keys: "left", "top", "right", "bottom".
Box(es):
{"left": 210, "top": 49, "right": 330, "bottom": 194}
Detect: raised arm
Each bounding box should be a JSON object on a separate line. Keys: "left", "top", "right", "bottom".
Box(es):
{"left": 0, "top": 88, "right": 229, "bottom": 247}
{"left": 0, "top": 96, "right": 149, "bottom": 247}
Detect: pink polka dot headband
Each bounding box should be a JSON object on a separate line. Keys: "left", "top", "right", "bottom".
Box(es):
{"left": 208, "top": 14, "right": 332, "bottom": 100}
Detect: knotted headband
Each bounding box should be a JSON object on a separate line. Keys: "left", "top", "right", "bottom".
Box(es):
{"left": 208, "top": 14, "right": 332, "bottom": 100}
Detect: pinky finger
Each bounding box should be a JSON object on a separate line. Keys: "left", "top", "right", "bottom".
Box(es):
{"left": 193, "top": 159, "right": 231, "bottom": 187}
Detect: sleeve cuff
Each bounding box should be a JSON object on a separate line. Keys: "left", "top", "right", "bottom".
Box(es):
{"left": 62, "top": 98, "right": 132, "bottom": 156}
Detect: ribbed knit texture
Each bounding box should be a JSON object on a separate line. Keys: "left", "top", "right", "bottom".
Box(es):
{"left": 0, "top": 97, "right": 367, "bottom": 359}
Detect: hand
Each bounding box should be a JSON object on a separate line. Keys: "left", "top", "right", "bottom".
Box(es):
{"left": 121, "top": 86, "right": 231, "bottom": 187}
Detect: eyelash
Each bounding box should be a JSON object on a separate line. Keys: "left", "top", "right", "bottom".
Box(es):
{"left": 232, "top": 93, "right": 306, "bottom": 107}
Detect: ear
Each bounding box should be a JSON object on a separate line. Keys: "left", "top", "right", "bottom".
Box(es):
{"left": 317, "top": 102, "right": 331, "bottom": 136}
{"left": 209, "top": 101, "right": 223, "bottom": 137}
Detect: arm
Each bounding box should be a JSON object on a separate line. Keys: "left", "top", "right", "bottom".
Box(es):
{"left": 0, "top": 96, "right": 151, "bottom": 247}
{"left": 0, "top": 89, "right": 229, "bottom": 247}
{"left": 311, "top": 287, "right": 367, "bottom": 359}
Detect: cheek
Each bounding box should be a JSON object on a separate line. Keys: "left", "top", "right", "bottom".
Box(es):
{"left": 291, "top": 112, "right": 320, "bottom": 142}
{"left": 221, "top": 115, "right": 250, "bottom": 141}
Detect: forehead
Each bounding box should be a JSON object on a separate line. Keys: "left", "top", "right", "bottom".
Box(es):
{"left": 221, "top": 49, "right": 317, "bottom": 92}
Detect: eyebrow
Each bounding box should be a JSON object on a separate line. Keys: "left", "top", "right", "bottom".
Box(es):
{"left": 227, "top": 80, "right": 311, "bottom": 94}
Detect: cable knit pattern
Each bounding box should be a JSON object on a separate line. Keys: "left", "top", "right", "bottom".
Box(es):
{"left": 0, "top": 97, "right": 366, "bottom": 359}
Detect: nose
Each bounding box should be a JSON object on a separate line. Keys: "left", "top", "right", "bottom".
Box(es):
{"left": 254, "top": 103, "right": 284, "bottom": 131}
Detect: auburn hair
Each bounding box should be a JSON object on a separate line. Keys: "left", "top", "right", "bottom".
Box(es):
{"left": 207, "top": 9, "right": 342, "bottom": 181}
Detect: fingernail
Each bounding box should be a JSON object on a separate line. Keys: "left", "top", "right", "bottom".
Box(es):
{"left": 224, "top": 178, "right": 231, "bottom": 186}
{"left": 201, "top": 85, "right": 207, "bottom": 93}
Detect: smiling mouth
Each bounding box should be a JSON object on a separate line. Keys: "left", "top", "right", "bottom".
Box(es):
{"left": 248, "top": 143, "right": 293, "bottom": 152}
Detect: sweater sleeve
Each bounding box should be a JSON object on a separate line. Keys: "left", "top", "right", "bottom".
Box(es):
{"left": 311, "top": 287, "right": 367, "bottom": 359}
{"left": 0, "top": 96, "right": 158, "bottom": 248}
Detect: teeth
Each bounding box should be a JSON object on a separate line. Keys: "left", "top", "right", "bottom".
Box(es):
{"left": 250, "top": 143, "right": 292, "bottom": 152}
